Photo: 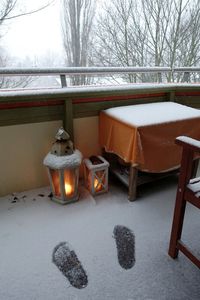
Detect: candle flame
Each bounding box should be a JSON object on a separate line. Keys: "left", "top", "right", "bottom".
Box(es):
{"left": 94, "top": 178, "right": 102, "bottom": 191}
{"left": 65, "top": 182, "right": 73, "bottom": 195}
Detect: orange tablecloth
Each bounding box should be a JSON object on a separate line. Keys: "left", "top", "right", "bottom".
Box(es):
{"left": 99, "top": 102, "right": 200, "bottom": 172}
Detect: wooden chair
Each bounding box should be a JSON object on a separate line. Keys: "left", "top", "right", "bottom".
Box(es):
{"left": 168, "top": 136, "right": 200, "bottom": 268}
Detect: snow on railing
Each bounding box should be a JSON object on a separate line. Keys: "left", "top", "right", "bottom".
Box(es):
{"left": 173, "top": 67, "right": 200, "bottom": 83}
{"left": 0, "top": 66, "right": 171, "bottom": 75}
{"left": 0, "top": 66, "right": 199, "bottom": 88}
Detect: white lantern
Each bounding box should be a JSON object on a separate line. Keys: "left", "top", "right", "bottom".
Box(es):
{"left": 83, "top": 156, "right": 109, "bottom": 196}
{"left": 43, "top": 128, "right": 82, "bottom": 204}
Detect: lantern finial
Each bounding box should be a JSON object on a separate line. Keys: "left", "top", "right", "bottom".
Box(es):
{"left": 51, "top": 127, "right": 74, "bottom": 156}
{"left": 55, "top": 127, "right": 70, "bottom": 141}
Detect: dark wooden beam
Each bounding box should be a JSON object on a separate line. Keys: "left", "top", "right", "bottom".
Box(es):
{"left": 64, "top": 99, "right": 74, "bottom": 140}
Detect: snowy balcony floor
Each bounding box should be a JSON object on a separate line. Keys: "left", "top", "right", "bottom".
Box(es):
{"left": 0, "top": 177, "right": 200, "bottom": 300}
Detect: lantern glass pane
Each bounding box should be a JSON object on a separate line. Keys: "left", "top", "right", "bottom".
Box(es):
{"left": 85, "top": 168, "right": 90, "bottom": 190}
{"left": 50, "top": 169, "right": 61, "bottom": 196}
{"left": 87, "top": 172, "right": 92, "bottom": 190}
{"left": 63, "top": 169, "right": 76, "bottom": 197}
{"left": 94, "top": 170, "right": 105, "bottom": 192}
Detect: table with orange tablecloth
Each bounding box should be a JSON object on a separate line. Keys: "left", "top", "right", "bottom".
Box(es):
{"left": 99, "top": 102, "right": 200, "bottom": 173}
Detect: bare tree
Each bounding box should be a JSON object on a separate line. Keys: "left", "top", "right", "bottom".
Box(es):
{"left": 93, "top": 0, "right": 151, "bottom": 83}
{"left": 0, "top": 0, "right": 55, "bottom": 23}
{"left": 61, "top": 0, "right": 96, "bottom": 85}
{"left": 0, "top": 0, "right": 55, "bottom": 89}
{"left": 0, "top": 1, "right": 16, "bottom": 26}
{"left": 166, "top": 0, "right": 200, "bottom": 81}
{"left": 141, "top": 0, "right": 200, "bottom": 81}
{"left": 94, "top": 0, "right": 200, "bottom": 83}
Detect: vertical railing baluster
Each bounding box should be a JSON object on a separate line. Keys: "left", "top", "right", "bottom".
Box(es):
{"left": 183, "top": 72, "right": 190, "bottom": 83}
{"left": 158, "top": 72, "right": 162, "bottom": 83}
{"left": 60, "top": 74, "right": 67, "bottom": 87}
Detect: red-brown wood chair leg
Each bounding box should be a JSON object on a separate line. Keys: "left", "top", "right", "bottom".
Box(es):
{"left": 169, "top": 146, "right": 194, "bottom": 258}
{"left": 168, "top": 191, "right": 186, "bottom": 258}
{"left": 168, "top": 137, "right": 200, "bottom": 268}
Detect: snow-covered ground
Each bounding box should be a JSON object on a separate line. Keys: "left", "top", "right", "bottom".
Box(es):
{"left": 0, "top": 178, "right": 199, "bottom": 300}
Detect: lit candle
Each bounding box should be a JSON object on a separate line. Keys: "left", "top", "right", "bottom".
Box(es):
{"left": 94, "top": 178, "right": 102, "bottom": 191}
{"left": 65, "top": 182, "right": 73, "bottom": 195}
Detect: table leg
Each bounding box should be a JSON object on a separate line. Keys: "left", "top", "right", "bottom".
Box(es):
{"left": 128, "top": 165, "right": 138, "bottom": 201}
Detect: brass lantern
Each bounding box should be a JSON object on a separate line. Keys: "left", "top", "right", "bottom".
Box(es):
{"left": 43, "top": 128, "right": 82, "bottom": 204}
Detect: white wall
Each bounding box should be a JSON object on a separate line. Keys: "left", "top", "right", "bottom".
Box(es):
{"left": 0, "top": 116, "right": 101, "bottom": 196}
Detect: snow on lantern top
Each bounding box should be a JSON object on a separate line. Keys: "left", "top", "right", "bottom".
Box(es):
{"left": 51, "top": 127, "right": 74, "bottom": 156}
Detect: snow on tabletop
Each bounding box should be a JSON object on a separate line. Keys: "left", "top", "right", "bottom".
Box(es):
{"left": 176, "top": 136, "right": 200, "bottom": 149}
{"left": 43, "top": 150, "right": 82, "bottom": 169}
{"left": 103, "top": 102, "right": 200, "bottom": 127}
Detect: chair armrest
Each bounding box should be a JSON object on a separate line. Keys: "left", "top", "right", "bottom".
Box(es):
{"left": 176, "top": 136, "right": 200, "bottom": 153}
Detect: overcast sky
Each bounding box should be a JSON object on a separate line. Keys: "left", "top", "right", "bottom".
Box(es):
{"left": 2, "top": 0, "right": 64, "bottom": 60}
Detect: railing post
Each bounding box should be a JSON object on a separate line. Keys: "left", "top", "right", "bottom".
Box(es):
{"left": 169, "top": 67, "right": 174, "bottom": 83}
{"left": 158, "top": 72, "right": 162, "bottom": 83}
{"left": 183, "top": 72, "right": 190, "bottom": 83}
{"left": 64, "top": 99, "right": 74, "bottom": 141}
{"left": 60, "top": 74, "right": 67, "bottom": 87}
{"left": 167, "top": 91, "right": 175, "bottom": 102}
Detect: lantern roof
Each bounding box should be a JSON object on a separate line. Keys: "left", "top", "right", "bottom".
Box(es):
{"left": 43, "top": 149, "right": 82, "bottom": 169}
{"left": 51, "top": 127, "right": 74, "bottom": 156}
{"left": 55, "top": 127, "right": 70, "bottom": 141}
